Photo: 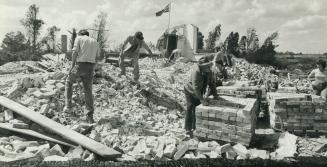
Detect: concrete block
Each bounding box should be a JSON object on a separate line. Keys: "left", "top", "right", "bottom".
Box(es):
{"left": 25, "top": 144, "right": 50, "bottom": 154}
{"left": 174, "top": 144, "right": 188, "bottom": 160}
{"left": 220, "top": 143, "right": 232, "bottom": 153}
{"left": 39, "top": 104, "right": 50, "bottom": 115}
{"left": 5, "top": 110, "right": 14, "bottom": 121}
{"left": 232, "top": 143, "right": 249, "bottom": 158}
{"left": 154, "top": 142, "right": 165, "bottom": 160}
{"left": 163, "top": 144, "right": 177, "bottom": 158}
{"left": 48, "top": 144, "right": 65, "bottom": 157}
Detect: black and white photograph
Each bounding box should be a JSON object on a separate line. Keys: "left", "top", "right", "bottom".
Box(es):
{"left": 0, "top": 0, "right": 327, "bottom": 166}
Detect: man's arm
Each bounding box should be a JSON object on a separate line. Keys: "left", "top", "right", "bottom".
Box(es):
{"left": 192, "top": 69, "right": 204, "bottom": 102}
{"left": 208, "top": 73, "right": 218, "bottom": 99}
{"left": 308, "top": 70, "right": 315, "bottom": 81}
{"left": 120, "top": 37, "right": 131, "bottom": 55}
{"left": 70, "top": 51, "right": 77, "bottom": 73}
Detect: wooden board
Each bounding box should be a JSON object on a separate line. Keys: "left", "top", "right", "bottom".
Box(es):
{"left": 0, "top": 123, "right": 76, "bottom": 148}
{"left": 0, "top": 96, "right": 121, "bottom": 158}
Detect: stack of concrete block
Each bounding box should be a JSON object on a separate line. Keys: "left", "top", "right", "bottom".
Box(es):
{"left": 217, "top": 86, "right": 265, "bottom": 115}
{"left": 195, "top": 96, "right": 257, "bottom": 146}
{"left": 217, "top": 86, "right": 265, "bottom": 99}
{"left": 267, "top": 92, "right": 327, "bottom": 133}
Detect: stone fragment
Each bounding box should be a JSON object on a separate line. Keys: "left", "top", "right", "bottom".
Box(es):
{"left": 43, "top": 155, "right": 69, "bottom": 161}
{"left": 48, "top": 144, "right": 65, "bottom": 157}
{"left": 65, "top": 145, "right": 84, "bottom": 160}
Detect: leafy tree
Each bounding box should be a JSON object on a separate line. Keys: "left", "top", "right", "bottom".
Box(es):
{"left": 92, "top": 11, "right": 109, "bottom": 60}
{"left": 224, "top": 32, "right": 239, "bottom": 57}
{"left": 68, "top": 28, "right": 77, "bottom": 50}
{"left": 197, "top": 31, "right": 204, "bottom": 50}
{"left": 42, "top": 26, "right": 61, "bottom": 52}
{"left": 246, "top": 27, "right": 259, "bottom": 53}
{"left": 205, "top": 24, "right": 221, "bottom": 52}
{"left": 238, "top": 35, "right": 247, "bottom": 57}
{"left": 20, "top": 4, "right": 44, "bottom": 53}
{"left": 1, "top": 31, "right": 28, "bottom": 52}
{"left": 257, "top": 32, "right": 279, "bottom": 65}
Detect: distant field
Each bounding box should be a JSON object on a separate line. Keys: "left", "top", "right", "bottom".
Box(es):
{"left": 275, "top": 54, "right": 325, "bottom": 72}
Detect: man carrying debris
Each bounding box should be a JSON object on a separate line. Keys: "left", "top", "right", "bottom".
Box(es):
{"left": 184, "top": 56, "right": 222, "bottom": 137}
{"left": 119, "top": 31, "right": 153, "bottom": 83}
{"left": 64, "top": 30, "right": 100, "bottom": 123}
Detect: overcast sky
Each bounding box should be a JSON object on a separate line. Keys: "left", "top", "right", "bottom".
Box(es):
{"left": 0, "top": 0, "right": 326, "bottom": 53}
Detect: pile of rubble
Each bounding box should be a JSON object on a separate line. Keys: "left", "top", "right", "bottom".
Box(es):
{"left": 0, "top": 55, "right": 326, "bottom": 162}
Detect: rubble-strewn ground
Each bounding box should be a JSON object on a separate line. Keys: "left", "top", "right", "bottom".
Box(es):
{"left": 0, "top": 55, "right": 326, "bottom": 162}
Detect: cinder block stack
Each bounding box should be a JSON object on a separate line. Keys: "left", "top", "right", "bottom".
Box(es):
{"left": 267, "top": 92, "right": 327, "bottom": 133}
{"left": 194, "top": 96, "right": 257, "bottom": 146}
{"left": 217, "top": 86, "right": 265, "bottom": 115}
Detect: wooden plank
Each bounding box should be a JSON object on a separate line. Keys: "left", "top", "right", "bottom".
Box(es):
{"left": 0, "top": 123, "right": 76, "bottom": 148}
{"left": 0, "top": 96, "right": 121, "bottom": 158}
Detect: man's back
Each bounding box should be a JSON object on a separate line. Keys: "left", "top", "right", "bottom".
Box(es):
{"left": 73, "top": 36, "right": 100, "bottom": 63}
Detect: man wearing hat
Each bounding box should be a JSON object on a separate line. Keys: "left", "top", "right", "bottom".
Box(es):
{"left": 64, "top": 29, "right": 100, "bottom": 123}
{"left": 119, "top": 31, "right": 153, "bottom": 83}
{"left": 184, "top": 56, "right": 221, "bottom": 136}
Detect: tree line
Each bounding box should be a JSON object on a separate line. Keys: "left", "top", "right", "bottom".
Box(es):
{"left": 0, "top": 4, "right": 109, "bottom": 65}
{"left": 197, "top": 25, "right": 279, "bottom": 66}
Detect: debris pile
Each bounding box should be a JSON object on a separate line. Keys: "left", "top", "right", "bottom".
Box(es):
{"left": 0, "top": 136, "right": 94, "bottom": 162}
{"left": 1, "top": 55, "right": 327, "bottom": 162}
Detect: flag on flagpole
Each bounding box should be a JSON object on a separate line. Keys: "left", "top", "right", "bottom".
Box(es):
{"left": 155, "top": 4, "right": 170, "bottom": 16}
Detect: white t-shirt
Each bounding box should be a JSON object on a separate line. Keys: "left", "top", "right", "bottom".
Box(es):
{"left": 72, "top": 36, "right": 100, "bottom": 63}
{"left": 309, "top": 68, "right": 327, "bottom": 84}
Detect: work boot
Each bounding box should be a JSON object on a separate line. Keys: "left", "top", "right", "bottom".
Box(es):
{"left": 186, "top": 130, "right": 194, "bottom": 138}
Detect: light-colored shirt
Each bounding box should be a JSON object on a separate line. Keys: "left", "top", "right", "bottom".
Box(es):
{"left": 72, "top": 36, "right": 100, "bottom": 63}
{"left": 308, "top": 68, "right": 327, "bottom": 84}
{"left": 123, "top": 36, "right": 152, "bottom": 54}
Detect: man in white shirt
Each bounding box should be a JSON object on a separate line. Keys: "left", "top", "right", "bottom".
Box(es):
{"left": 64, "top": 29, "right": 100, "bottom": 123}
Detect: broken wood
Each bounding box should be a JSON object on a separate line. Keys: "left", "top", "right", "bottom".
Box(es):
{"left": 0, "top": 96, "right": 121, "bottom": 158}
{"left": 0, "top": 123, "right": 76, "bottom": 148}
{"left": 24, "top": 64, "right": 48, "bottom": 73}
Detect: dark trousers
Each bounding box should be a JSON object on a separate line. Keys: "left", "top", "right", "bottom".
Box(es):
{"left": 312, "top": 82, "right": 327, "bottom": 96}
{"left": 119, "top": 51, "right": 140, "bottom": 81}
{"left": 65, "top": 62, "right": 95, "bottom": 116}
{"left": 184, "top": 88, "right": 201, "bottom": 131}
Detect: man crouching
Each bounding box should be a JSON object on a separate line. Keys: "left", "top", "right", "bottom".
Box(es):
{"left": 183, "top": 57, "right": 222, "bottom": 137}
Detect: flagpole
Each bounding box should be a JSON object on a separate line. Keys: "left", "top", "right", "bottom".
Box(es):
{"left": 168, "top": 3, "right": 171, "bottom": 30}
{"left": 166, "top": 3, "right": 171, "bottom": 58}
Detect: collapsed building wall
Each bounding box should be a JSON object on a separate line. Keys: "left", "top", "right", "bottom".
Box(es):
{"left": 156, "top": 24, "right": 198, "bottom": 62}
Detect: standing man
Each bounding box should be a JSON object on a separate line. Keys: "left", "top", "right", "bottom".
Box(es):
{"left": 184, "top": 57, "right": 220, "bottom": 137}
{"left": 64, "top": 30, "right": 100, "bottom": 123}
{"left": 119, "top": 31, "right": 153, "bottom": 83}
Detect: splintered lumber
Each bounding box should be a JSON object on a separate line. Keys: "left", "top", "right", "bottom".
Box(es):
{"left": 0, "top": 123, "right": 76, "bottom": 148}
{"left": 24, "top": 64, "right": 48, "bottom": 73}
{"left": 0, "top": 96, "right": 121, "bottom": 158}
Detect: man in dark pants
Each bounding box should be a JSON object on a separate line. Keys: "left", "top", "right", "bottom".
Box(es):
{"left": 64, "top": 30, "right": 100, "bottom": 123}
{"left": 184, "top": 58, "right": 220, "bottom": 136}
{"left": 119, "top": 31, "right": 153, "bottom": 83}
